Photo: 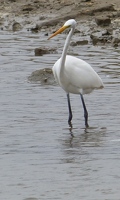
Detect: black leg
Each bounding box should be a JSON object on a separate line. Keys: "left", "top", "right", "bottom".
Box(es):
{"left": 67, "top": 93, "right": 72, "bottom": 127}
{"left": 80, "top": 94, "right": 89, "bottom": 128}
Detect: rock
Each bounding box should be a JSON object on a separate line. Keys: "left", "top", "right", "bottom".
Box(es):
{"left": 90, "top": 33, "right": 112, "bottom": 45}
{"left": 102, "top": 29, "right": 112, "bottom": 36}
{"left": 112, "top": 43, "right": 118, "bottom": 47}
{"left": 31, "top": 25, "right": 39, "bottom": 33}
{"left": 90, "top": 35, "right": 98, "bottom": 45}
{"left": 95, "top": 16, "right": 111, "bottom": 26}
{"left": 102, "top": 30, "right": 110, "bottom": 36}
{"left": 12, "top": 22, "right": 22, "bottom": 31}
{"left": 34, "top": 47, "right": 57, "bottom": 56}
{"left": 0, "top": 17, "right": 4, "bottom": 26}
{"left": 112, "top": 37, "right": 120, "bottom": 47}
{"left": 70, "top": 40, "right": 88, "bottom": 46}
{"left": 116, "top": 11, "right": 120, "bottom": 17}
{"left": 22, "top": 4, "right": 34, "bottom": 12}
{"left": 44, "top": 33, "right": 48, "bottom": 36}
{"left": 28, "top": 68, "right": 56, "bottom": 85}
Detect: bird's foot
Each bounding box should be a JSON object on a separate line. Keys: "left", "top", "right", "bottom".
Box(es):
{"left": 68, "top": 120, "right": 73, "bottom": 129}
{"left": 85, "top": 123, "right": 89, "bottom": 128}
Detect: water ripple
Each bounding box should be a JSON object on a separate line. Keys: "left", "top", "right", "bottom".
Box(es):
{"left": 0, "top": 30, "right": 120, "bottom": 200}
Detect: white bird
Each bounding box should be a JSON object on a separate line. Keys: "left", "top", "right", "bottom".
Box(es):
{"left": 48, "top": 19, "right": 104, "bottom": 128}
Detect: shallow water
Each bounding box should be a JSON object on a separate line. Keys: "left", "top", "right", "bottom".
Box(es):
{"left": 0, "top": 30, "right": 120, "bottom": 200}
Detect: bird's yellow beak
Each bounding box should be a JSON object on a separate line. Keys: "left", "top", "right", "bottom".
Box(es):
{"left": 48, "top": 25, "right": 69, "bottom": 40}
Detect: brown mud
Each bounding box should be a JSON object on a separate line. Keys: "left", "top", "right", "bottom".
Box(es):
{"left": 0, "top": 0, "right": 120, "bottom": 31}
{"left": 1, "top": 0, "right": 120, "bottom": 46}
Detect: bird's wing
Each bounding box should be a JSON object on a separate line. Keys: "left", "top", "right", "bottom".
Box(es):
{"left": 64, "top": 55, "right": 103, "bottom": 89}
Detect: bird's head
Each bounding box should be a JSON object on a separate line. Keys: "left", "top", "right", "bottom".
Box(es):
{"left": 48, "top": 19, "right": 76, "bottom": 40}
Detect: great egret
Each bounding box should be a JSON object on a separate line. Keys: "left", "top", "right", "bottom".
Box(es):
{"left": 48, "top": 19, "right": 104, "bottom": 128}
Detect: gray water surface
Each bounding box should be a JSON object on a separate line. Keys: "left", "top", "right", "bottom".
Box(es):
{"left": 0, "top": 30, "right": 120, "bottom": 200}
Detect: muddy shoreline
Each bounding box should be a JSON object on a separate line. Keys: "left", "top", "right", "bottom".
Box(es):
{"left": 0, "top": 1, "right": 120, "bottom": 46}
{"left": 1, "top": 0, "right": 120, "bottom": 83}
{"left": 0, "top": 0, "right": 120, "bottom": 30}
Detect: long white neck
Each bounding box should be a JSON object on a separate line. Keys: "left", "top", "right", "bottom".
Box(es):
{"left": 60, "top": 27, "right": 75, "bottom": 78}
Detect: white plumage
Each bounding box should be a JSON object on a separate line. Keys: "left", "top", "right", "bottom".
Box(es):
{"left": 48, "top": 19, "right": 104, "bottom": 128}
{"left": 53, "top": 55, "right": 103, "bottom": 94}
